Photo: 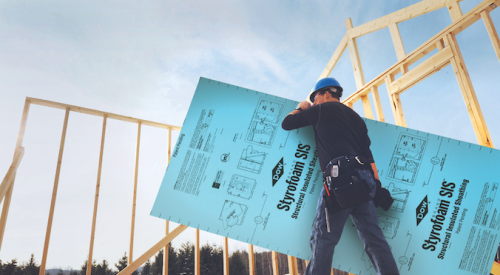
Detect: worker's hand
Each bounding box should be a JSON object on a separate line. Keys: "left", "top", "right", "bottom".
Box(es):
{"left": 297, "top": 101, "right": 311, "bottom": 111}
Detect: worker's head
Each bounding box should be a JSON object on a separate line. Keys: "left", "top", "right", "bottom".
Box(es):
{"left": 309, "top": 77, "right": 343, "bottom": 105}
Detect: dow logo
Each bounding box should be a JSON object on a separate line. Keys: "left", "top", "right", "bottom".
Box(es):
{"left": 272, "top": 158, "right": 284, "bottom": 187}
{"left": 416, "top": 195, "right": 429, "bottom": 226}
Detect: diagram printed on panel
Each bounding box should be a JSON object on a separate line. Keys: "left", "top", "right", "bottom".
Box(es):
{"left": 228, "top": 175, "right": 256, "bottom": 199}
{"left": 387, "top": 183, "right": 411, "bottom": 213}
{"left": 424, "top": 137, "right": 444, "bottom": 187}
{"left": 245, "top": 98, "right": 285, "bottom": 147}
{"left": 473, "top": 182, "right": 498, "bottom": 226}
{"left": 219, "top": 200, "right": 248, "bottom": 229}
{"left": 397, "top": 232, "right": 415, "bottom": 273}
{"left": 378, "top": 214, "right": 400, "bottom": 239}
{"left": 279, "top": 131, "right": 290, "bottom": 149}
{"left": 251, "top": 192, "right": 270, "bottom": 243}
{"left": 386, "top": 134, "right": 427, "bottom": 186}
{"left": 238, "top": 145, "right": 266, "bottom": 174}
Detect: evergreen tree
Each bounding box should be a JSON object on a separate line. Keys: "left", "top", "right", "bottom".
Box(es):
{"left": 115, "top": 253, "right": 138, "bottom": 275}
{"left": 23, "top": 254, "right": 40, "bottom": 275}
{"left": 200, "top": 243, "right": 222, "bottom": 275}
{"left": 167, "top": 245, "right": 179, "bottom": 275}
{"left": 57, "top": 270, "right": 64, "bottom": 275}
{"left": 95, "top": 259, "right": 114, "bottom": 275}
{"left": 256, "top": 251, "right": 273, "bottom": 275}
{"left": 178, "top": 242, "right": 194, "bottom": 275}
{"left": 229, "top": 251, "right": 248, "bottom": 275}
{"left": 69, "top": 271, "right": 79, "bottom": 275}
{"left": 80, "top": 260, "right": 97, "bottom": 275}
{"left": 3, "top": 259, "right": 18, "bottom": 275}
{"left": 141, "top": 260, "right": 152, "bottom": 275}
{"left": 116, "top": 253, "right": 128, "bottom": 272}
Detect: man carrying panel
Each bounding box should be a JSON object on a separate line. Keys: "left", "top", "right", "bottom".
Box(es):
{"left": 281, "top": 77, "right": 399, "bottom": 275}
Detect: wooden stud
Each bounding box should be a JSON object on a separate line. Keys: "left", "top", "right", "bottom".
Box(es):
{"left": 248, "top": 244, "right": 255, "bottom": 275}
{"left": 86, "top": 115, "right": 108, "bottom": 275}
{"left": 163, "top": 221, "right": 169, "bottom": 275}
{"left": 481, "top": 10, "right": 500, "bottom": 64}
{"left": 385, "top": 75, "right": 407, "bottom": 127}
{"left": 287, "top": 255, "right": 298, "bottom": 275}
{"left": 0, "top": 147, "right": 24, "bottom": 203}
{"left": 346, "top": 17, "right": 375, "bottom": 118}
{"left": 28, "top": 97, "right": 181, "bottom": 131}
{"left": 223, "top": 237, "right": 229, "bottom": 275}
{"left": 361, "top": 95, "right": 374, "bottom": 119}
{"left": 0, "top": 183, "right": 15, "bottom": 250}
{"left": 385, "top": 75, "right": 397, "bottom": 123}
{"left": 389, "top": 46, "right": 453, "bottom": 94}
{"left": 448, "top": 0, "right": 464, "bottom": 22}
{"left": 348, "top": 0, "right": 460, "bottom": 38}
{"left": 117, "top": 224, "right": 188, "bottom": 275}
{"left": 346, "top": 18, "right": 366, "bottom": 90}
{"left": 39, "top": 107, "right": 70, "bottom": 275}
{"left": 446, "top": 33, "right": 494, "bottom": 147}
{"left": 163, "top": 128, "right": 172, "bottom": 275}
{"left": 195, "top": 229, "right": 200, "bottom": 275}
{"left": 0, "top": 99, "right": 31, "bottom": 251}
{"left": 399, "top": 64, "right": 408, "bottom": 75}
{"left": 392, "top": 93, "right": 407, "bottom": 127}
{"left": 389, "top": 23, "right": 406, "bottom": 61}
{"left": 14, "top": 99, "right": 32, "bottom": 150}
{"left": 271, "top": 251, "right": 279, "bottom": 275}
{"left": 371, "top": 86, "right": 385, "bottom": 122}
{"left": 129, "top": 122, "right": 141, "bottom": 263}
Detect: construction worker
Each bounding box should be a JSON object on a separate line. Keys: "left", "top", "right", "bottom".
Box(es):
{"left": 281, "top": 77, "right": 399, "bottom": 275}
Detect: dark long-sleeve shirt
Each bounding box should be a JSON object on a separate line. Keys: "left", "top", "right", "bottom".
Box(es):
{"left": 282, "top": 102, "right": 374, "bottom": 171}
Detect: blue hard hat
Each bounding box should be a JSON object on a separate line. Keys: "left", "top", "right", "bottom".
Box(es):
{"left": 310, "top": 77, "right": 343, "bottom": 102}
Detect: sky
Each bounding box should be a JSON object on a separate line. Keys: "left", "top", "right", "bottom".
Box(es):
{"left": 1, "top": 0, "right": 499, "bottom": 270}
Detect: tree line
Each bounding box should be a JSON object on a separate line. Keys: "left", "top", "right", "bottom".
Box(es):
{"left": 0, "top": 242, "right": 309, "bottom": 275}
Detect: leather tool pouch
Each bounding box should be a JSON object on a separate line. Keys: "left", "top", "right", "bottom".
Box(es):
{"left": 325, "top": 170, "right": 372, "bottom": 213}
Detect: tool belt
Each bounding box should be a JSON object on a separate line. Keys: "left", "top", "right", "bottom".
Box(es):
{"left": 323, "top": 156, "right": 372, "bottom": 215}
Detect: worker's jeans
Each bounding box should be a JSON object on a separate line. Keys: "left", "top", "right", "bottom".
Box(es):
{"left": 305, "top": 168, "right": 400, "bottom": 275}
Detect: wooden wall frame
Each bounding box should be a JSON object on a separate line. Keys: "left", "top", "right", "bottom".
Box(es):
{"left": 0, "top": 97, "right": 298, "bottom": 275}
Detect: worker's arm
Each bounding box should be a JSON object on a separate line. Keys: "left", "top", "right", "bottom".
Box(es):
{"left": 282, "top": 101, "right": 315, "bottom": 131}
